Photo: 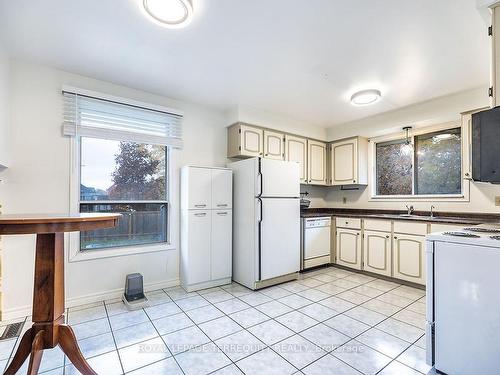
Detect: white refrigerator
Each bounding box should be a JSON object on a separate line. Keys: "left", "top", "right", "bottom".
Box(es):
{"left": 229, "top": 157, "right": 300, "bottom": 290}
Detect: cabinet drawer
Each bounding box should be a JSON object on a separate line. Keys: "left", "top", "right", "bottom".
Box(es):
{"left": 364, "top": 219, "right": 391, "bottom": 232}
{"left": 394, "top": 221, "right": 428, "bottom": 236}
{"left": 335, "top": 217, "right": 361, "bottom": 230}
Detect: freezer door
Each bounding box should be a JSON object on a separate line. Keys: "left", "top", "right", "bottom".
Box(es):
{"left": 260, "top": 158, "right": 300, "bottom": 198}
{"left": 259, "top": 198, "right": 300, "bottom": 280}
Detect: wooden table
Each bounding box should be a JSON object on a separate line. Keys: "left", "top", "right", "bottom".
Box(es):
{"left": 0, "top": 213, "right": 121, "bottom": 375}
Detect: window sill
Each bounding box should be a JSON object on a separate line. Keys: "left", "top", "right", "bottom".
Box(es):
{"left": 369, "top": 194, "right": 468, "bottom": 202}
{"left": 68, "top": 242, "right": 176, "bottom": 263}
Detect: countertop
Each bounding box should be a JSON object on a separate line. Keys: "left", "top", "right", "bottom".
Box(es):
{"left": 300, "top": 208, "right": 500, "bottom": 225}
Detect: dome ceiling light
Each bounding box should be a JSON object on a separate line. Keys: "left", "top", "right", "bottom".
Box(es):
{"left": 350, "top": 89, "right": 382, "bottom": 106}
{"left": 141, "top": 0, "right": 193, "bottom": 28}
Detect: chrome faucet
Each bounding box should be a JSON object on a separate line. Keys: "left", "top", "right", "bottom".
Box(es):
{"left": 430, "top": 205, "right": 436, "bottom": 218}
{"left": 405, "top": 205, "right": 414, "bottom": 215}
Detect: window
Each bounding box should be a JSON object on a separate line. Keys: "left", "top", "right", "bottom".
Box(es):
{"left": 79, "top": 138, "right": 168, "bottom": 250}
{"left": 63, "top": 87, "right": 183, "bottom": 252}
{"left": 375, "top": 128, "right": 462, "bottom": 197}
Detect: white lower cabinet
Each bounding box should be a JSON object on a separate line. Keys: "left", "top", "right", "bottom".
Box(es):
{"left": 336, "top": 228, "right": 362, "bottom": 270}
{"left": 393, "top": 233, "right": 426, "bottom": 285}
{"left": 363, "top": 230, "right": 391, "bottom": 277}
{"left": 211, "top": 210, "right": 232, "bottom": 280}
{"left": 183, "top": 211, "right": 212, "bottom": 286}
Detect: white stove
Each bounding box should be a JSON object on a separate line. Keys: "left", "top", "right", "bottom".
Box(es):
{"left": 426, "top": 223, "right": 500, "bottom": 374}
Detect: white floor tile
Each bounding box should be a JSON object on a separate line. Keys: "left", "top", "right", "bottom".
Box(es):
{"left": 300, "top": 323, "right": 350, "bottom": 352}
{"left": 229, "top": 307, "right": 270, "bottom": 328}
{"left": 215, "top": 329, "right": 266, "bottom": 361}
{"left": 302, "top": 354, "right": 362, "bottom": 375}
{"left": 162, "top": 325, "right": 211, "bottom": 354}
{"left": 259, "top": 286, "right": 293, "bottom": 299}
{"left": 376, "top": 293, "right": 415, "bottom": 308}
{"left": 66, "top": 350, "right": 123, "bottom": 375}
{"left": 109, "top": 310, "right": 149, "bottom": 331}
{"left": 255, "top": 300, "right": 293, "bottom": 318}
{"left": 356, "top": 328, "right": 411, "bottom": 358}
{"left": 397, "top": 345, "right": 432, "bottom": 374}
{"left": 145, "top": 291, "right": 172, "bottom": 306}
{"left": 278, "top": 294, "right": 313, "bottom": 309}
{"left": 214, "top": 298, "right": 251, "bottom": 315}
{"left": 144, "top": 301, "right": 182, "bottom": 320}
{"left": 185, "top": 304, "right": 224, "bottom": 324}
{"left": 275, "top": 311, "right": 318, "bottom": 333}
{"left": 319, "top": 296, "right": 356, "bottom": 313}
{"left": 175, "top": 342, "right": 231, "bottom": 375}
{"left": 176, "top": 295, "right": 211, "bottom": 311}
{"left": 361, "top": 299, "right": 402, "bottom": 316}
{"left": 152, "top": 312, "right": 194, "bottom": 335}
{"left": 350, "top": 285, "right": 385, "bottom": 298}
{"left": 296, "top": 289, "right": 330, "bottom": 303}
{"left": 344, "top": 306, "right": 386, "bottom": 326}
{"left": 78, "top": 332, "right": 116, "bottom": 359}
{"left": 298, "top": 303, "right": 339, "bottom": 322}
{"left": 314, "top": 283, "right": 347, "bottom": 295}
{"left": 378, "top": 360, "right": 422, "bottom": 375}
{"left": 376, "top": 318, "right": 424, "bottom": 343}
{"left": 393, "top": 309, "right": 425, "bottom": 329}
{"left": 198, "top": 316, "right": 242, "bottom": 341}
{"left": 118, "top": 337, "right": 170, "bottom": 373}
{"left": 202, "top": 290, "right": 234, "bottom": 304}
{"left": 236, "top": 347, "right": 296, "bottom": 375}
{"left": 272, "top": 334, "right": 325, "bottom": 369}
{"left": 113, "top": 321, "right": 159, "bottom": 349}
{"left": 333, "top": 340, "right": 392, "bottom": 375}
{"left": 324, "top": 314, "right": 370, "bottom": 338}
{"left": 336, "top": 291, "right": 373, "bottom": 305}
{"left": 238, "top": 292, "right": 273, "bottom": 306}
{"left": 72, "top": 317, "right": 111, "bottom": 341}
{"left": 248, "top": 320, "right": 295, "bottom": 346}
{"left": 68, "top": 305, "right": 107, "bottom": 325}
{"left": 211, "top": 363, "right": 244, "bottom": 374}
{"left": 127, "top": 357, "right": 183, "bottom": 374}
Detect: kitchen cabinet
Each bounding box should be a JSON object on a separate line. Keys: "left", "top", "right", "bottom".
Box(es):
{"left": 227, "top": 123, "right": 264, "bottom": 158}
{"left": 284, "top": 134, "right": 308, "bottom": 183}
{"left": 336, "top": 228, "right": 362, "bottom": 270}
{"left": 329, "top": 137, "right": 368, "bottom": 186}
{"left": 392, "top": 233, "right": 425, "bottom": 285}
{"left": 264, "top": 130, "right": 284, "bottom": 160}
{"left": 181, "top": 166, "right": 233, "bottom": 291}
{"left": 211, "top": 210, "right": 232, "bottom": 280}
{"left": 363, "top": 230, "right": 391, "bottom": 277}
{"left": 307, "top": 139, "right": 327, "bottom": 185}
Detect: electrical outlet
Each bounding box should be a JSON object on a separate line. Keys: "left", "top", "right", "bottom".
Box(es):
{"left": 342, "top": 197, "right": 347, "bottom": 204}
{"left": 496, "top": 196, "right": 500, "bottom": 206}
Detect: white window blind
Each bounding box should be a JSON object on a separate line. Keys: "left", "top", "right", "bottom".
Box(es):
{"left": 62, "top": 88, "right": 183, "bottom": 148}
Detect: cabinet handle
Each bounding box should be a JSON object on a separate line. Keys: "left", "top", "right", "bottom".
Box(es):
{"left": 194, "top": 213, "right": 207, "bottom": 217}
{"left": 394, "top": 236, "right": 398, "bottom": 239}
{"left": 353, "top": 180, "right": 356, "bottom": 183}
{"left": 217, "top": 212, "right": 228, "bottom": 216}
{"left": 194, "top": 204, "right": 206, "bottom": 208}
{"left": 386, "top": 235, "right": 389, "bottom": 238}
{"left": 265, "top": 153, "right": 268, "bottom": 156}
{"left": 356, "top": 233, "right": 360, "bottom": 236}
{"left": 217, "top": 204, "right": 228, "bottom": 207}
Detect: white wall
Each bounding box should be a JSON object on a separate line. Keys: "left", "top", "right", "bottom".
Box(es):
{"left": 1, "top": 61, "right": 228, "bottom": 319}
{"left": 0, "top": 43, "right": 9, "bottom": 168}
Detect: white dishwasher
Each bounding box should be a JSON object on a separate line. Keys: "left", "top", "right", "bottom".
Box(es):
{"left": 301, "top": 217, "right": 331, "bottom": 270}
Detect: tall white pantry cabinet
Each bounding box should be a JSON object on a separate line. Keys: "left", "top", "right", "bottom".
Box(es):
{"left": 181, "top": 166, "right": 233, "bottom": 292}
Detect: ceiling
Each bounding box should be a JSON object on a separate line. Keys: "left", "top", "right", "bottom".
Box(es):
{"left": 0, "top": 0, "right": 491, "bottom": 127}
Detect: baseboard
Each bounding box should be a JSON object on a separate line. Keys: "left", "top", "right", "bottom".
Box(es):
{"left": 1, "top": 278, "right": 181, "bottom": 321}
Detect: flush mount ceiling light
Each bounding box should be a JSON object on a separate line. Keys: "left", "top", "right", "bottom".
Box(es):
{"left": 142, "top": 0, "right": 193, "bottom": 28}
{"left": 350, "top": 89, "right": 381, "bottom": 106}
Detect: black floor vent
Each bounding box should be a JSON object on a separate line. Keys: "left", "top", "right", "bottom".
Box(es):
{"left": 0, "top": 322, "right": 24, "bottom": 340}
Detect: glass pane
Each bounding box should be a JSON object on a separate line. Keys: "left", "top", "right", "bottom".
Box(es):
{"left": 81, "top": 138, "right": 166, "bottom": 201}
{"left": 415, "top": 128, "right": 461, "bottom": 195}
{"left": 80, "top": 203, "right": 167, "bottom": 250}
{"left": 376, "top": 140, "right": 413, "bottom": 195}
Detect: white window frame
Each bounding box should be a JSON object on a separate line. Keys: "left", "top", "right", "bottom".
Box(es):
{"left": 369, "top": 121, "right": 470, "bottom": 202}
{"left": 67, "top": 93, "right": 179, "bottom": 262}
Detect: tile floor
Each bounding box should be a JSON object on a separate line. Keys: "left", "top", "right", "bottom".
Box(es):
{"left": 0, "top": 266, "right": 431, "bottom": 374}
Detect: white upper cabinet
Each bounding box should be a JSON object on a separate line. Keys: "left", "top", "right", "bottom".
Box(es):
{"left": 492, "top": 4, "right": 500, "bottom": 107}
{"left": 263, "top": 130, "right": 284, "bottom": 160}
{"left": 227, "top": 123, "right": 263, "bottom": 158}
{"left": 181, "top": 167, "right": 212, "bottom": 210}
{"left": 211, "top": 168, "right": 232, "bottom": 209}
{"left": 330, "top": 137, "right": 368, "bottom": 186}
{"left": 307, "top": 139, "right": 327, "bottom": 185}
{"left": 284, "top": 134, "right": 308, "bottom": 183}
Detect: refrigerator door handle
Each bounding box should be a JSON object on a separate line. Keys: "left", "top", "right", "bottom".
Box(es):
{"left": 257, "top": 158, "right": 263, "bottom": 197}
{"left": 257, "top": 197, "right": 263, "bottom": 281}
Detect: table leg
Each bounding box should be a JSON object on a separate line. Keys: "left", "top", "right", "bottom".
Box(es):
{"left": 3, "top": 233, "right": 97, "bottom": 375}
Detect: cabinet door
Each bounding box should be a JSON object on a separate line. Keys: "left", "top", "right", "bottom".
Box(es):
{"left": 187, "top": 168, "right": 212, "bottom": 209}
{"left": 264, "top": 130, "right": 284, "bottom": 160}
{"left": 240, "top": 125, "right": 264, "bottom": 157}
{"left": 493, "top": 5, "right": 500, "bottom": 107}
{"left": 211, "top": 210, "right": 232, "bottom": 280}
{"left": 363, "top": 230, "right": 391, "bottom": 276}
{"left": 393, "top": 234, "right": 425, "bottom": 285}
{"left": 307, "top": 140, "right": 327, "bottom": 185}
{"left": 331, "top": 138, "right": 357, "bottom": 185}
{"left": 186, "top": 211, "right": 212, "bottom": 285}
{"left": 336, "top": 228, "right": 361, "bottom": 270}
{"left": 211, "top": 169, "right": 232, "bottom": 209}
{"left": 285, "top": 135, "right": 308, "bottom": 183}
